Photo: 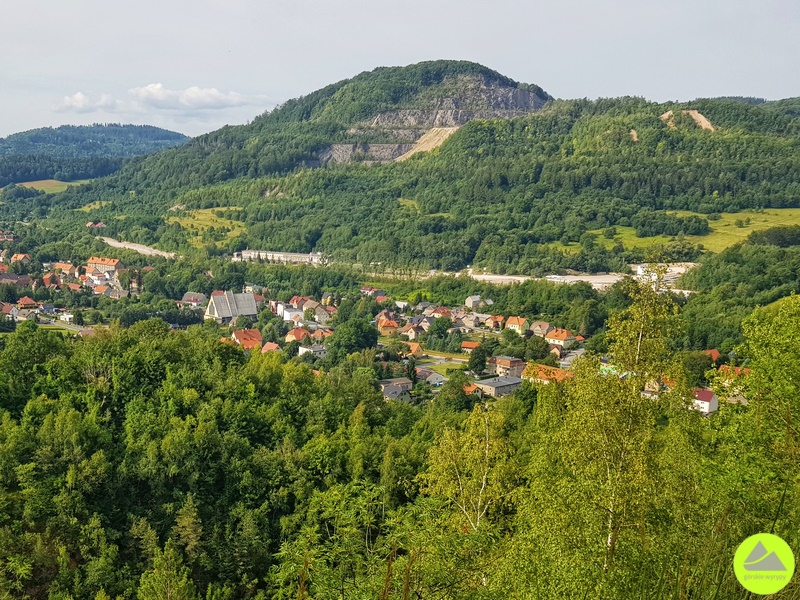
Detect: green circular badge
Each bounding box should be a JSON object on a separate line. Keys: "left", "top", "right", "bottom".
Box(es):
{"left": 734, "top": 533, "right": 795, "bottom": 595}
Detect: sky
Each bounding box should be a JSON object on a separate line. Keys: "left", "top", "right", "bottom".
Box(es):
{"left": 2, "top": 0, "right": 799, "bottom": 138}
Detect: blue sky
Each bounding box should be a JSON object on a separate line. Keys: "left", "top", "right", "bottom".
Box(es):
{"left": 1, "top": 0, "right": 798, "bottom": 137}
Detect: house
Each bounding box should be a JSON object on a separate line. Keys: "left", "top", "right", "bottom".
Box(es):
{"left": 261, "top": 342, "right": 282, "bottom": 353}
{"left": 402, "top": 342, "right": 424, "bottom": 358}
{"left": 37, "top": 303, "right": 56, "bottom": 315}
{"left": 87, "top": 257, "right": 123, "bottom": 274}
{"left": 545, "top": 328, "right": 577, "bottom": 349}
{"left": 463, "top": 383, "right": 483, "bottom": 399}
{"left": 232, "top": 328, "right": 263, "bottom": 351}
{"left": 298, "top": 344, "right": 328, "bottom": 359}
{"left": 505, "top": 316, "right": 530, "bottom": 334}
{"left": 421, "top": 371, "right": 448, "bottom": 386}
{"left": 53, "top": 262, "right": 76, "bottom": 275}
{"left": 10, "top": 253, "right": 31, "bottom": 265}
{"left": 530, "top": 321, "right": 553, "bottom": 338}
{"left": 311, "top": 329, "right": 334, "bottom": 342}
{"left": 204, "top": 291, "right": 259, "bottom": 324}
{"left": 461, "top": 341, "right": 481, "bottom": 354}
{"left": 403, "top": 325, "right": 424, "bottom": 340}
{"left": 179, "top": 292, "right": 208, "bottom": 308}
{"left": 17, "top": 296, "right": 38, "bottom": 310}
{"left": 302, "top": 299, "right": 321, "bottom": 313}
{"left": 59, "top": 312, "right": 74, "bottom": 323}
{"left": 86, "top": 221, "right": 106, "bottom": 229}
{"left": 93, "top": 285, "right": 112, "bottom": 297}
{"left": 108, "top": 290, "right": 129, "bottom": 300}
{"left": 321, "top": 292, "right": 334, "bottom": 306}
{"left": 430, "top": 307, "right": 452, "bottom": 319}
{"left": 717, "top": 365, "right": 751, "bottom": 405}
{"left": 704, "top": 349, "right": 722, "bottom": 363}
{"left": 465, "top": 295, "right": 493, "bottom": 310}
{"left": 289, "top": 295, "right": 311, "bottom": 309}
{"left": 379, "top": 377, "right": 414, "bottom": 401}
{"left": 523, "top": 362, "right": 574, "bottom": 385}
{"left": 285, "top": 328, "right": 311, "bottom": 343}
{"left": 692, "top": 389, "right": 719, "bottom": 415}
{"left": 0, "top": 303, "right": 18, "bottom": 321}
{"left": 66, "top": 283, "right": 83, "bottom": 292}
{"left": 314, "top": 305, "right": 333, "bottom": 324}
{"left": 378, "top": 318, "right": 399, "bottom": 336}
{"left": 487, "top": 356, "right": 526, "bottom": 378}
{"left": 475, "top": 376, "right": 522, "bottom": 398}
{"left": 15, "top": 309, "right": 37, "bottom": 322}
{"left": 485, "top": 315, "right": 505, "bottom": 330}
{"left": 281, "top": 308, "right": 304, "bottom": 324}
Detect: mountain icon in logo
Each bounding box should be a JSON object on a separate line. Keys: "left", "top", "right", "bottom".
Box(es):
{"left": 743, "top": 541, "right": 788, "bottom": 572}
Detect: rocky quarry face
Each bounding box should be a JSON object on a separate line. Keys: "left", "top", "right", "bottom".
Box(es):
{"left": 319, "top": 75, "right": 549, "bottom": 165}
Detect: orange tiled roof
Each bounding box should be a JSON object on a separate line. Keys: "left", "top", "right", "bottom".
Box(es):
{"left": 523, "top": 362, "right": 574, "bottom": 383}
{"left": 545, "top": 328, "right": 574, "bottom": 341}
{"left": 506, "top": 316, "right": 527, "bottom": 328}
{"left": 462, "top": 341, "right": 481, "bottom": 349}
{"left": 87, "top": 256, "right": 120, "bottom": 267}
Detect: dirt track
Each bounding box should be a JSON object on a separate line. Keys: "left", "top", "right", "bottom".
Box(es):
{"left": 100, "top": 237, "right": 178, "bottom": 259}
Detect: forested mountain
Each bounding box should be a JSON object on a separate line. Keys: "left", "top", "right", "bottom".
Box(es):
{"left": 0, "top": 124, "right": 188, "bottom": 186}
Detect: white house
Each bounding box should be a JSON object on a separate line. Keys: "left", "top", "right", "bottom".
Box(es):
{"left": 692, "top": 389, "right": 719, "bottom": 415}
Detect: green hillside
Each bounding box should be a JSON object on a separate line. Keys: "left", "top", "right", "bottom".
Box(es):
{"left": 4, "top": 62, "right": 800, "bottom": 275}
{"left": 0, "top": 124, "right": 188, "bottom": 186}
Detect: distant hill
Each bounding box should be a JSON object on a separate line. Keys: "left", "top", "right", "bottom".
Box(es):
{"left": 0, "top": 124, "right": 188, "bottom": 186}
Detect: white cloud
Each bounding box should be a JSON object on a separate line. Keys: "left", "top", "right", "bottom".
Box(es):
{"left": 129, "top": 83, "right": 249, "bottom": 110}
{"left": 53, "top": 92, "right": 106, "bottom": 113}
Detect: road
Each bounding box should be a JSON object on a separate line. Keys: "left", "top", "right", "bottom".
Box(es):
{"left": 99, "top": 237, "right": 179, "bottom": 259}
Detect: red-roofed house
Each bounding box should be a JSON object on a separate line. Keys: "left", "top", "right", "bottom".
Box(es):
{"left": 378, "top": 318, "right": 399, "bottom": 335}
{"left": 262, "top": 342, "right": 282, "bottom": 353}
{"left": 17, "top": 296, "right": 37, "bottom": 309}
{"left": 285, "top": 328, "right": 311, "bottom": 343}
{"left": 523, "top": 362, "right": 574, "bottom": 385}
{"left": 232, "top": 328, "right": 263, "bottom": 350}
{"left": 485, "top": 315, "right": 505, "bottom": 329}
{"left": 10, "top": 254, "right": 31, "bottom": 265}
{"left": 431, "top": 306, "right": 452, "bottom": 318}
{"left": 545, "top": 328, "right": 576, "bottom": 349}
{"left": 93, "top": 285, "right": 111, "bottom": 297}
{"left": 87, "top": 257, "right": 123, "bottom": 274}
{"left": 704, "top": 349, "right": 722, "bottom": 363}
{"left": 505, "top": 316, "right": 529, "bottom": 334}
{"left": 461, "top": 340, "right": 481, "bottom": 354}
{"left": 692, "top": 389, "right": 719, "bottom": 415}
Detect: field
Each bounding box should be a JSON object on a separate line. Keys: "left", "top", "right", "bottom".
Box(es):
{"left": 19, "top": 179, "right": 91, "bottom": 193}
{"left": 77, "top": 201, "right": 110, "bottom": 212}
{"left": 551, "top": 209, "right": 800, "bottom": 254}
{"left": 168, "top": 208, "right": 246, "bottom": 248}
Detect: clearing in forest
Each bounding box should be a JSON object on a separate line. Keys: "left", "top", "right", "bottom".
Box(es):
{"left": 660, "top": 110, "right": 715, "bottom": 131}
{"left": 18, "top": 179, "right": 91, "bottom": 193}
{"left": 396, "top": 127, "right": 459, "bottom": 161}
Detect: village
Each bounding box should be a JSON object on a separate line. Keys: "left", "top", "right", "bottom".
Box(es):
{"left": 0, "top": 246, "right": 740, "bottom": 416}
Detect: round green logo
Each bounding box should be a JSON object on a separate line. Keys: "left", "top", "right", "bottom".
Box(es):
{"left": 734, "top": 533, "right": 795, "bottom": 595}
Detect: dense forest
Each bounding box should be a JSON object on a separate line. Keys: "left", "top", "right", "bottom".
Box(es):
{"left": 0, "top": 124, "right": 188, "bottom": 187}
{"left": 0, "top": 270, "right": 798, "bottom": 599}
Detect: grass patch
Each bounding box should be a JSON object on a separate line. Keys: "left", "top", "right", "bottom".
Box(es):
{"left": 19, "top": 179, "right": 91, "bottom": 193}
{"left": 77, "top": 201, "right": 110, "bottom": 212}
{"left": 554, "top": 209, "right": 800, "bottom": 255}
{"left": 399, "top": 198, "right": 419, "bottom": 212}
{"left": 678, "top": 209, "right": 800, "bottom": 252}
{"left": 168, "top": 207, "right": 246, "bottom": 248}
{"left": 427, "top": 361, "right": 464, "bottom": 376}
